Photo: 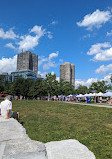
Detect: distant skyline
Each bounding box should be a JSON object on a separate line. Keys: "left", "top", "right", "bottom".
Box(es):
{"left": 0, "top": 0, "right": 112, "bottom": 87}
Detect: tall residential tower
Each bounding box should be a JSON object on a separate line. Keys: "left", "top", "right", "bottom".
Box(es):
{"left": 60, "top": 62, "right": 75, "bottom": 86}
{"left": 17, "top": 51, "right": 38, "bottom": 75}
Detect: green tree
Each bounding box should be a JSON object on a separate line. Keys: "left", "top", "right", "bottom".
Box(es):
{"left": 109, "top": 76, "right": 112, "bottom": 90}
{"left": 0, "top": 84, "right": 4, "bottom": 93}
{"left": 42, "top": 73, "right": 59, "bottom": 96}
{"left": 28, "top": 79, "right": 45, "bottom": 98}
{"left": 58, "top": 79, "right": 75, "bottom": 95}
{"left": 3, "top": 81, "right": 11, "bottom": 94}
{"left": 89, "top": 80, "right": 111, "bottom": 93}
{"left": 0, "top": 75, "right": 4, "bottom": 93}
{"left": 12, "top": 78, "right": 34, "bottom": 97}
{"left": 75, "top": 85, "right": 89, "bottom": 94}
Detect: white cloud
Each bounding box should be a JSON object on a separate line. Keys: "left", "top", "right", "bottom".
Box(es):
{"left": 30, "top": 25, "right": 53, "bottom": 39}
{"left": 87, "top": 42, "right": 111, "bottom": 55}
{"left": 87, "top": 42, "right": 112, "bottom": 61}
{"left": 49, "top": 51, "right": 59, "bottom": 60}
{"left": 107, "top": 30, "right": 112, "bottom": 36}
{"left": 77, "top": 9, "right": 112, "bottom": 30}
{"left": 38, "top": 71, "right": 47, "bottom": 78}
{"left": 17, "top": 35, "right": 40, "bottom": 51}
{"left": 51, "top": 20, "right": 58, "bottom": 25}
{"left": 0, "top": 55, "right": 17, "bottom": 74}
{"left": 0, "top": 28, "right": 18, "bottom": 39}
{"left": 39, "top": 51, "right": 59, "bottom": 71}
{"left": 103, "top": 74, "right": 111, "bottom": 82}
{"left": 75, "top": 75, "right": 111, "bottom": 88}
{"left": 43, "top": 61, "right": 56, "bottom": 70}
{"left": 30, "top": 25, "right": 45, "bottom": 37}
{"left": 47, "top": 31, "right": 53, "bottom": 39}
{"left": 56, "top": 77, "right": 60, "bottom": 82}
{"left": 96, "top": 64, "right": 112, "bottom": 74}
{"left": 17, "top": 25, "right": 51, "bottom": 51}
{"left": 82, "top": 34, "right": 91, "bottom": 39}
{"left": 38, "top": 71, "right": 57, "bottom": 79}
{"left": 5, "top": 43, "right": 16, "bottom": 50}
{"left": 75, "top": 78, "right": 98, "bottom": 88}
{"left": 1, "top": 25, "right": 52, "bottom": 51}
{"left": 38, "top": 56, "right": 47, "bottom": 67}
{"left": 51, "top": 71, "right": 55, "bottom": 75}
{"left": 43, "top": 52, "right": 59, "bottom": 70}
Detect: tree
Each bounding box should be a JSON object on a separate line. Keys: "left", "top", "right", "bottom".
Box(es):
{"left": 3, "top": 81, "right": 11, "bottom": 94}
{"left": 58, "top": 79, "right": 75, "bottom": 95}
{"left": 1, "top": 73, "right": 76, "bottom": 98}
{"left": 75, "top": 85, "right": 89, "bottom": 94}
{"left": 89, "top": 80, "right": 111, "bottom": 93}
{"left": 0, "top": 75, "right": 4, "bottom": 93}
{"left": 28, "top": 79, "right": 45, "bottom": 98}
{"left": 0, "top": 84, "right": 4, "bottom": 93}
{"left": 12, "top": 78, "right": 34, "bottom": 97}
{"left": 42, "top": 73, "right": 59, "bottom": 96}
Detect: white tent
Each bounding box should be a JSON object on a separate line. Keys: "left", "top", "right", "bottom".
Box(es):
{"left": 84, "top": 92, "right": 105, "bottom": 97}
{"left": 66, "top": 94, "right": 73, "bottom": 98}
{"left": 88, "top": 93, "right": 94, "bottom": 97}
{"left": 96, "top": 92, "right": 104, "bottom": 96}
{"left": 84, "top": 93, "right": 97, "bottom": 97}
{"left": 103, "top": 91, "right": 112, "bottom": 97}
{"left": 84, "top": 93, "right": 90, "bottom": 97}
{"left": 68, "top": 94, "right": 73, "bottom": 97}
{"left": 76, "top": 94, "right": 84, "bottom": 98}
{"left": 91, "top": 93, "right": 97, "bottom": 96}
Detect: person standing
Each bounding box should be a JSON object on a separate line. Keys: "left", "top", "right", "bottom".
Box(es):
{"left": 100, "top": 96, "right": 102, "bottom": 103}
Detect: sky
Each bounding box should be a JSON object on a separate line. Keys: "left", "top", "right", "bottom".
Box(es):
{"left": 0, "top": 0, "right": 112, "bottom": 87}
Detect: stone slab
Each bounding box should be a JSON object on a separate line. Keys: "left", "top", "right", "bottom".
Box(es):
{"left": 0, "top": 117, "right": 96, "bottom": 159}
{"left": 45, "top": 139, "right": 96, "bottom": 159}
{"left": 0, "top": 117, "right": 47, "bottom": 159}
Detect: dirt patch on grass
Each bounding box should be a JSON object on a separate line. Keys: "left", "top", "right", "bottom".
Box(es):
{"left": 106, "top": 124, "right": 112, "bottom": 129}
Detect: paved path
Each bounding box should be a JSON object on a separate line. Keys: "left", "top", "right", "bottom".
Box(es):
{"left": 65, "top": 102, "right": 112, "bottom": 109}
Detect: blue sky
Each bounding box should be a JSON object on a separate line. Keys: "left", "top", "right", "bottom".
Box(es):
{"left": 0, "top": 0, "right": 112, "bottom": 87}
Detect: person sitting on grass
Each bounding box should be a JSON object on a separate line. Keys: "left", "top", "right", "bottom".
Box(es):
{"left": 0, "top": 95, "right": 19, "bottom": 121}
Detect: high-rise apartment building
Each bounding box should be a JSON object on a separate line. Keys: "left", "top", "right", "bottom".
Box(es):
{"left": 17, "top": 51, "right": 38, "bottom": 75}
{"left": 60, "top": 62, "right": 75, "bottom": 86}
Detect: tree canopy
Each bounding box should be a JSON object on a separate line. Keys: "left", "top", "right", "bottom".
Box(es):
{"left": 75, "top": 85, "right": 89, "bottom": 94}
{"left": 89, "top": 80, "right": 111, "bottom": 93}
{"left": 0, "top": 74, "right": 111, "bottom": 98}
{"left": 0, "top": 73, "right": 75, "bottom": 98}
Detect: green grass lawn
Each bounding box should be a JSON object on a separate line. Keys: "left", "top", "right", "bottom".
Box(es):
{"left": 12, "top": 100, "right": 112, "bottom": 159}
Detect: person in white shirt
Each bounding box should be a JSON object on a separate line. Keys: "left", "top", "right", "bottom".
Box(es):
{"left": 0, "top": 96, "right": 12, "bottom": 119}
{"left": 0, "top": 96, "right": 20, "bottom": 121}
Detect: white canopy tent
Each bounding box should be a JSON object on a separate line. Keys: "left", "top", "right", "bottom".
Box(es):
{"left": 84, "top": 93, "right": 97, "bottom": 97}
{"left": 103, "top": 91, "right": 112, "bottom": 97}
{"left": 68, "top": 94, "right": 73, "bottom": 97}
{"left": 96, "top": 92, "right": 104, "bottom": 96}
{"left": 66, "top": 94, "right": 73, "bottom": 98}
{"left": 88, "top": 93, "right": 94, "bottom": 97}
{"left": 76, "top": 94, "right": 84, "bottom": 98}
{"left": 84, "top": 92, "right": 107, "bottom": 97}
{"left": 84, "top": 93, "right": 90, "bottom": 97}
{"left": 92, "top": 93, "right": 97, "bottom": 96}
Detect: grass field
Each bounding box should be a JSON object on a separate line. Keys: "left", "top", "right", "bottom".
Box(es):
{"left": 12, "top": 100, "right": 112, "bottom": 159}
